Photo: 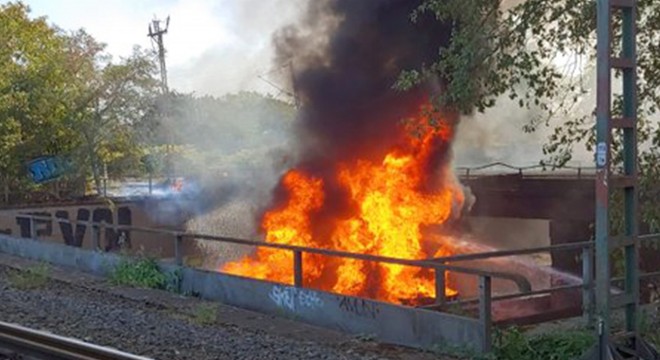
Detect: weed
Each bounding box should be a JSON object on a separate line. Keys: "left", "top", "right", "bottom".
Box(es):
{"left": 491, "top": 327, "right": 594, "bottom": 360}
{"left": 165, "top": 268, "right": 183, "bottom": 294}
{"left": 432, "top": 327, "right": 594, "bottom": 360}
{"left": 8, "top": 263, "right": 49, "bottom": 290}
{"left": 109, "top": 256, "right": 167, "bottom": 289}
{"left": 192, "top": 304, "right": 217, "bottom": 326}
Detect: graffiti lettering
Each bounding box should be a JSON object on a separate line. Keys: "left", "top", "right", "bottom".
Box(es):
{"left": 56, "top": 209, "right": 89, "bottom": 247}
{"left": 26, "top": 156, "right": 72, "bottom": 184}
{"left": 298, "top": 289, "right": 324, "bottom": 309}
{"left": 337, "top": 297, "right": 380, "bottom": 319}
{"left": 16, "top": 207, "right": 132, "bottom": 251}
{"left": 269, "top": 285, "right": 295, "bottom": 311}
{"left": 16, "top": 212, "right": 52, "bottom": 237}
{"left": 268, "top": 285, "right": 324, "bottom": 312}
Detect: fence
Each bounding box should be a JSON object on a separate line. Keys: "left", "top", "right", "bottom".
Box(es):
{"left": 456, "top": 162, "right": 599, "bottom": 180}
{"left": 8, "top": 213, "right": 660, "bottom": 352}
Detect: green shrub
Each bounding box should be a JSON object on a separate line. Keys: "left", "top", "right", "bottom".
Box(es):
{"left": 109, "top": 257, "right": 167, "bottom": 289}
{"left": 491, "top": 328, "right": 594, "bottom": 360}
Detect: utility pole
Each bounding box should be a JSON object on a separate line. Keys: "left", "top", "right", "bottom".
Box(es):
{"left": 148, "top": 16, "right": 172, "bottom": 182}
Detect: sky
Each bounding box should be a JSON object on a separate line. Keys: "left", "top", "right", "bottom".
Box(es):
{"left": 14, "top": 0, "right": 305, "bottom": 97}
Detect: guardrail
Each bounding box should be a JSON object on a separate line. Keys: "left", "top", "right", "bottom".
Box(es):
{"left": 456, "top": 162, "right": 599, "bottom": 180}
{"left": 8, "top": 213, "right": 660, "bottom": 353}
{"left": 0, "top": 320, "right": 152, "bottom": 360}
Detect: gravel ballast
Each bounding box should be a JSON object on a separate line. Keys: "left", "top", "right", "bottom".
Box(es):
{"left": 0, "top": 254, "right": 448, "bottom": 360}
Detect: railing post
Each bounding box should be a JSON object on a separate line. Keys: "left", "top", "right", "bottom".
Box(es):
{"left": 479, "top": 275, "right": 492, "bottom": 354}
{"left": 100, "top": 221, "right": 106, "bottom": 251}
{"left": 435, "top": 264, "right": 446, "bottom": 305}
{"left": 293, "top": 250, "right": 303, "bottom": 288}
{"left": 29, "top": 216, "right": 36, "bottom": 239}
{"left": 466, "top": 169, "right": 471, "bottom": 180}
{"left": 92, "top": 222, "right": 101, "bottom": 251}
{"left": 582, "top": 245, "right": 595, "bottom": 326}
{"left": 175, "top": 234, "right": 184, "bottom": 266}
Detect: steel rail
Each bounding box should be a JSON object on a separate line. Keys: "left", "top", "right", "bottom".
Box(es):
{"left": 0, "top": 321, "right": 152, "bottom": 360}
{"left": 14, "top": 213, "right": 660, "bottom": 302}
{"left": 14, "top": 214, "right": 532, "bottom": 293}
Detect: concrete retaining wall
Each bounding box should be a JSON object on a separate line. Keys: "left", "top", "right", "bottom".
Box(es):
{"left": 0, "top": 234, "right": 485, "bottom": 352}
{"left": 0, "top": 199, "right": 197, "bottom": 257}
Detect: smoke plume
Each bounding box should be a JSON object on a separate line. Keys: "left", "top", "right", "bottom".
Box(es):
{"left": 267, "top": 0, "right": 457, "bottom": 210}
{"left": 275, "top": 0, "right": 453, "bottom": 162}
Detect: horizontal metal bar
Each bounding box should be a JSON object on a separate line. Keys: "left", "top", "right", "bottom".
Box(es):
{"left": 613, "top": 270, "right": 660, "bottom": 283}
{"left": 611, "top": 0, "right": 635, "bottom": 9}
{"left": 611, "top": 57, "right": 635, "bottom": 69}
{"left": 15, "top": 214, "right": 181, "bottom": 237}
{"left": 451, "top": 283, "right": 584, "bottom": 307}
{"left": 610, "top": 235, "right": 636, "bottom": 248}
{"left": 611, "top": 117, "right": 635, "bottom": 129}
{"left": 610, "top": 175, "right": 637, "bottom": 188}
{"left": 428, "top": 241, "right": 593, "bottom": 263}
{"left": 640, "top": 233, "right": 660, "bottom": 243}
{"left": 0, "top": 321, "right": 152, "bottom": 360}
{"left": 611, "top": 293, "right": 635, "bottom": 309}
{"left": 12, "top": 215, "right": 531, "bottom": 292}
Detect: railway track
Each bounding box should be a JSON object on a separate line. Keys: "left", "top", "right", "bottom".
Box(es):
{"left": 0, "top": 321, "right": 152, "bottom": 360}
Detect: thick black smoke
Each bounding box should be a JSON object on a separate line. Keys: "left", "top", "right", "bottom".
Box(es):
{"left": 266, "top": 0, "right": 459, "bottom": 229}
{"left": 273, "top": 0, "right": 454, "bottom": 168}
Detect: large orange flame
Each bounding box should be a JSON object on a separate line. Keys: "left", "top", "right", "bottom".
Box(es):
{"left": 223, "top": 104, "right": 463, "bottom": 304}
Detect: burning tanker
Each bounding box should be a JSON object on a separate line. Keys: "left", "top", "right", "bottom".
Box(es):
{"left": 223, "top": 0, "right": 466, "bottom": 304}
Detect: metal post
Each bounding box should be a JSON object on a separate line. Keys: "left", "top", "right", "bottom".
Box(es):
{"left": 293, "top": 250, "right": 303, "bottom": 288}
{"left": 621, "top": 0, "right": 639, "bottom": 337}
{"left": 92, "top": 223, "right": 100, "bottom": 250}
{"left": 479, "top": 276, "right": 492, "bottom": 353}
{"left": 175, "top": 234, "right": 183, "bottom": 266}
{"left": 435, "top": 265, "right": 446, "bottom": 305}
{"left": 595, "top": 0, "right": 613, "bottom": 357}
{"left": 29, "top": 216, "right": 36, "bottom": 239}
{"left": 594, "top": 0, "right": 641, "bottom": 357}
{"left": 582, "top": 246, "right": 595, "bottom": 325}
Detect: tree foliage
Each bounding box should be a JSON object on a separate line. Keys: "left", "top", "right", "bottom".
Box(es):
{"left": 399, "top": 0, "right": 660, "bottom": 227}
{"left": 0, "top": 2, "right": 159, "bottom": 200}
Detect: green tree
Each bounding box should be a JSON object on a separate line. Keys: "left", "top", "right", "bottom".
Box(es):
{"left": 0, "top": 2, "right": 159, "bottom": 200}
{"left": 0, "top": 1, "right": 78, "bottom": 201}
{"left": 63, "top": 30, "right": 159, "bottom": 194}
{"left": 398, "top": 0, "right": 660, "bottom": 228}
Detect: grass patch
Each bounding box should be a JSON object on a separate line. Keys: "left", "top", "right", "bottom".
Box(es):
{"left": 109, "top": 256, "right": 167, "bottom": 289}
{"left": 8, "top": 263, "right": 49, "bottom": 290}
{"left": 434, "top": 327, "right": 594, "bottom": 360}
{"left": 491, "top": 328, "right": 594, "bottom": 360}
{"left": 192, "top": 304, "right": 217, "bottom": 326}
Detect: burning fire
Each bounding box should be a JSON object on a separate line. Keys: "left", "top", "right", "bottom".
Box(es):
{"left": 223, "top": 104, "right": 464, "bottom": 304}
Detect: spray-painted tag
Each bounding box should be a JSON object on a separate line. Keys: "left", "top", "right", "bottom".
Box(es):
{"left": 596, "top": 142, "right": 607, "bottom": 167}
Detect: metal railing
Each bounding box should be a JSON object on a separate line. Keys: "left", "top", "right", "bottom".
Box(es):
{"left": 8, "top": 213, "right": 660, "bottom": 353}
{"left": 0, "top": 320, "right": 152, "bottom": 360}
{"left": 456, "top": 162, "right": 598, "bottom": 180}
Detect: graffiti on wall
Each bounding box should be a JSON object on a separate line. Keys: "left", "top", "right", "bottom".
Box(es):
{"left": 14, "top": 206, "right": 132, "bottom": 251}
{"left": 337, "top": 296, "right": 380, "bottom": 319}
{"left": 268, "top": 285, "right": 324, "bottom": 312}
{"left": 26, "top": 156, "right": 72, "bottom": 184}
